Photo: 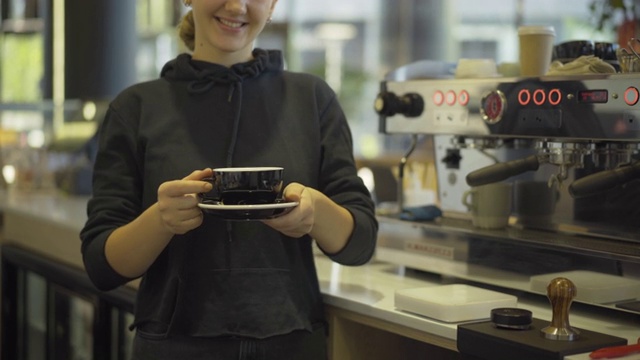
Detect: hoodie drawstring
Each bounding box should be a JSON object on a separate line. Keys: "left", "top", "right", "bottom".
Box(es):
{"left": 186, "top": 70, "right": 242, "bottom": 95}
{"left": 226, "top": 83, "right": 242, "bottom": 167}
{"left": 181, "top": 57, "right": 257, "bottom": 245}
{"left": 224, "top": 82, "right": 242, "bottom": 243}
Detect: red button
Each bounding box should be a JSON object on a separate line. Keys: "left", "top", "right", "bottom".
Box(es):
{"left": 458, "top": 90, "right": 470, "bottom": 106}
{"left": 433, "top": 90, "right": 444, "bottom": 106}
{"left": 624, "top": 87, "right": 639, "bottom": 106}
{"left": 533, "top": 89, "right": 546, "bottom": 106}
{"left": 518, "top": 89, "right": 531, "bottom": 106}
{"left": 548, "top": 89, "right": 562, "bottom": 106}
{"left": 445, "top": 90, "right": 456, "bottom": 106}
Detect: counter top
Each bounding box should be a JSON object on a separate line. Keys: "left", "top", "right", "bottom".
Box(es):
{"left": 0, "top": 189, "right": 90, "bottom": 270}
{"left": 0, "top": 189, "right": 89, "bottom": 231}
{"left": 2, "top": 189, "right": 639, "bottom": 359}
{"left": 315, "top": 254, "right": 640, "bottom": 359}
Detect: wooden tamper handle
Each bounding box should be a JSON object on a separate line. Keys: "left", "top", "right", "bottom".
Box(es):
{"left": 540, "top": 277, "right": 580, "bottom": 341}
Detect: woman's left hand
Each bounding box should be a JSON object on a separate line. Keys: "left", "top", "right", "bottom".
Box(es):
{"left": 262, "top": 182, "right": 315, "bottom": 238}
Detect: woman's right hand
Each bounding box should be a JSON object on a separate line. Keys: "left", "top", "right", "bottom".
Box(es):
{"left": 156, "top": 168, "right": 213, "bottom": 235}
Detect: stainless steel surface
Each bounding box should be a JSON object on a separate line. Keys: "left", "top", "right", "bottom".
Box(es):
{"left": 378, "top": 73, "right": 640, "bottom": 140}
{"left": 376, "top": 73, "right": 640, "bottom": 240}
{"left": 374, "top": 71, "right": 640, "bottom": 315}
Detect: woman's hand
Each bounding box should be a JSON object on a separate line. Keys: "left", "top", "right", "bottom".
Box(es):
{"left": 105, "top": 168, "right": 214, "bottom": 278}
{"left": 156, "top": 168, "right": 213, "bottom": 235}
{"left": 262, "top": 182, "right": 315, "bottom": 238}
{"left": 263, "top": 182, "right": 354, "bottom": 254}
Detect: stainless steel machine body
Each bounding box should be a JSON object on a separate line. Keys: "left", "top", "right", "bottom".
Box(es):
{"left": 374, "top": 71, "right": 640, "bottom": 314}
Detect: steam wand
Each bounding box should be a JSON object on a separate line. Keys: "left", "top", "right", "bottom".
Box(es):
{"left": 397, "top": 134, "right": 418, "bottom": 214}
{"left": 548, "top": 164, "right": 570, "bottom": 189}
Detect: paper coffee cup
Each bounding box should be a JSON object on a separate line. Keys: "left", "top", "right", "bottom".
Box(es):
{"left": 518, "top": 25, "right": 556, "bottom": 76}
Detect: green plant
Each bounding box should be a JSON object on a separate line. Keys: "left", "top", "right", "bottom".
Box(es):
{"left": 590, "top": 0, "right": 637, "bottom": 32}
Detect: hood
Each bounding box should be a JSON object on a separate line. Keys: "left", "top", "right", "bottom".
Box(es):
{"left": 160, "top": 48, "right": 284, "bottom": 94}
{"left": 159, "top": 49, "right": 286, "bottom": 241}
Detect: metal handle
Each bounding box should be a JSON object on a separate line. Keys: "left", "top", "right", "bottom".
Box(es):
{"left": 569, "top": 162, "right": 640, "bottom": 198}
{"left": 466, "top": 155, "right": 540, "bottom": 187}
{"left": 541, "top": 277, "right": 580, "bottom": 341}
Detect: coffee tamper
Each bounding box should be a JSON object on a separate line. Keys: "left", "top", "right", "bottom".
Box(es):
{"left": 541, "top": 277, "right": 580, "bottom": 341}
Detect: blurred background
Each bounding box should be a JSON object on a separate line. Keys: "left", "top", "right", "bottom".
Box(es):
{"left": 0, "top": 0, "right": 631, "bottom": 191}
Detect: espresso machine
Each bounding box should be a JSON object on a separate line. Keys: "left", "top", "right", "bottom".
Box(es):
{"left": 373, "top": 66, "right": 640, "bottom": 315}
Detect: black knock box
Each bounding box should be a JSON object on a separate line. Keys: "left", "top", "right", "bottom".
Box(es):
{"left": 457, "top": 318, "right": 627, "bottom": 360}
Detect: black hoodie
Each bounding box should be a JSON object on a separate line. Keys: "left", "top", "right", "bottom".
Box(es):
{"left": 80, "top": 49, "right": 377, "bottom": 339}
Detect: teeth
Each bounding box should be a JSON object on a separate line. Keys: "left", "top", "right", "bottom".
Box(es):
{"left": 219, "top": 18, "right": 243, "bottom": 28}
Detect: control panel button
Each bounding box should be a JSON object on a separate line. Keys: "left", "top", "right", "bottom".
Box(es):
{"left": 445, "top": 90, "right": 456, "bottom": 106}
{"left": 533, "top": 89, "right": 546, "bottom": 106}
{"left": 518, "top": 89, "right": 531, "bottom": 106}
{"left": 433, "top": 90, "right": 444, "bottom": 106}
{"left": 624, "top": 87, "right": 639, "bottom": 106}
{"left": 458, "top": 90, "right": 470, "bottom": 106}
{"left": 548, "top": 89, "right": 562, "bottom": 105}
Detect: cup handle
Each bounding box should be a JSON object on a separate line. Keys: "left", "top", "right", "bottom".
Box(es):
{"left": 462, "top": 189, "right": 475, "bottom": 211}
{"left": 198, "top": 177, "right": 217, "bottom": 202}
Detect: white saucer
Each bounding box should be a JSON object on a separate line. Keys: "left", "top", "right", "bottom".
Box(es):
{"left": 198, "top": 201, "right": 299, "bottom": 220}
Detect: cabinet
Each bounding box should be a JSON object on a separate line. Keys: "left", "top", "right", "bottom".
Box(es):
{"left": 0, "top": 190, "right": 465, "bottom": 360}
{"left": 1, "top": 244, "right": 136, "bottom": 360}
{"left": 325, "top": 305, "right": 459, "bottom": 360}
{"left": 1, "top": 244, "right": 464, "bottom": 360}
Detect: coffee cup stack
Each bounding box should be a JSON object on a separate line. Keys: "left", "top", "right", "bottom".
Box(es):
{"left": 462, "top": 180, "right": 558, "bottom": 230}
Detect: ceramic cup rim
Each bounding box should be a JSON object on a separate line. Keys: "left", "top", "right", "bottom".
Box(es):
{"left": 518, "top": 25, "right": 555, "bottom": 36}
{"left": 213, "top": 166, "right": 283, "bottom": 172}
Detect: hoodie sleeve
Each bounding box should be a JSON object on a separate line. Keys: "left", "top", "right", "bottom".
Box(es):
{"left": 314, "top": 83, "right": 378, "bottom": 266}
{"left": 80, "top": 102, "right": 142, "bottom": 291}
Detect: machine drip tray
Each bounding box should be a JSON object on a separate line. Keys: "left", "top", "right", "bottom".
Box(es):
{"left": 457, "top": 318, "right": 627, "bottom": 360}
{"left": 379, "top": 214, "right": 640, "bottom": 262}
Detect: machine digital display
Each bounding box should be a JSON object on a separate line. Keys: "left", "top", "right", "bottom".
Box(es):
{"left": 577, "top": 89, "right": 608, "bottom": 103}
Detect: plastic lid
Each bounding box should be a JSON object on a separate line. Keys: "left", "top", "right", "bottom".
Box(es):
{"left": 518, "top": 25, "right": 555, "bottom": 36}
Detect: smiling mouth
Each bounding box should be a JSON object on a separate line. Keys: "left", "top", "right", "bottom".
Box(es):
{"left": 216, "top": 17, "right": 246, "bottom": 29}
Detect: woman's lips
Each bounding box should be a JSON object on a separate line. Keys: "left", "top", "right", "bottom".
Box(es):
{"left": 216, "top": 17, "right": 246, "bottom": 28}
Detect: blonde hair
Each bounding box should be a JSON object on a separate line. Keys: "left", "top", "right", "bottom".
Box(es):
{"left": 178, "top": 11, "right": 195, "bottom": 52}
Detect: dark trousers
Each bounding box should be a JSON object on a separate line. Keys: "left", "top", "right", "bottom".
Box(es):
{"left": 132, "top": 325, "right": 328, "bottom": 360}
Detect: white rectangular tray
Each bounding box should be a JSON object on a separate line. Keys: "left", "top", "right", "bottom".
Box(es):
{"left": 394, "top": 284, "right": 518, "bottom": 323}
{"left": 529, "top": 270, "right": 640, "bottom": 304}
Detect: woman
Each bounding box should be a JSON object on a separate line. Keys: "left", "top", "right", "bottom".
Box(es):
{"left": 79, "top": 0, "right": 378, "bottom": 359}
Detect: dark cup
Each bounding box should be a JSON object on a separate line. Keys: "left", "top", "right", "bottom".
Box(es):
{"left": 594, "top": 42, "right": 618, "bottom": 61}
{"left": 513, "top": 180, "right": 558, "bottom": 227}
{"left": 200, "top": 167, "right": 284, "bottom": 205}
{"left": 552, "top": 40, "right": 594, "bottom": 63}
